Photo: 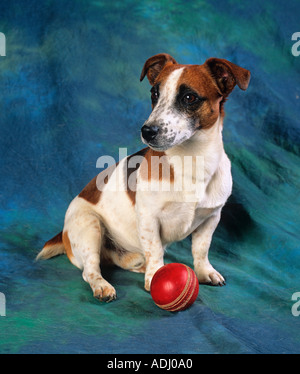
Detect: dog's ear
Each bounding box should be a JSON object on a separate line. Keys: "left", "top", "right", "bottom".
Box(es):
{"left": 140, "top": 53, "right": 178, "bottom": 85}
{"left": 204, "top": 58, "right": 251, "bottom": 96}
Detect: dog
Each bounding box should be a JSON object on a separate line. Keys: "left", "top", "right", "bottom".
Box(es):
{"left": 37, "top": 53, "right": 250, "bottom": 302}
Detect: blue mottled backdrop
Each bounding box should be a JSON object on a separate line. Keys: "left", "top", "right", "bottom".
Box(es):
{"left": 0, "top": 0, "right": 300, "bottom": 354}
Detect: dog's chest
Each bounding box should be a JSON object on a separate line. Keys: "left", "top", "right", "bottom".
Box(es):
{"left": 158, "top": 158, "right": 232, "bottom": 244}
{"left": 159, "top": 201, "right": 217, "bottom": 244}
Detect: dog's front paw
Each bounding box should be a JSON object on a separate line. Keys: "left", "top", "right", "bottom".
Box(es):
{"left": 144, "top": 278, "right": 151, "bottom": 292}
{"left": 144, "top": 264, "right": 163, "bottom": 292}
{"left": 195, "top": 265, "right": 225, "bottom": 286}
{"left": 145, "top": 272, "right": 156, "bottom": 292}
{"left": 93, "top": 279, "right": 117, "bottom": 302}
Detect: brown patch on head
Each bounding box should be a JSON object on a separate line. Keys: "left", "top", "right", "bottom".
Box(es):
{"left": 154, "top": 63, "right": 184, "bottom": 86}
{"left": 160, "top": 58, "right": 250, "bottom": 129}
{"left": 141, "top": 54, "right": 250, "bottom": 133}
{"left": 140, "top": 53, "right": 178, "bottom": 85}
{"left": 176, "top": 65, "right": 223, "bottom": 128}
{"left": 140, "top": 148, "right": 174, "bottom": 182}
{"left": 203, "top": 58, "right": 250, "bottom": 116}
{"left": 62, "top": 230, "right": 75, "bottom": 262}
{"left": 204, "top": 58, "right": 251, "bottom": 94}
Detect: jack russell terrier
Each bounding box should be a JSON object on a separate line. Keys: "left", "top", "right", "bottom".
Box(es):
{"left": 37, "top": 53, "right": 250, "bottom": 302}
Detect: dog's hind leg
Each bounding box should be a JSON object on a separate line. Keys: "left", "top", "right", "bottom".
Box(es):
{"left": 101, "top": 236, "right": 146, "bottom": 273}
{"left": 63, "top": 210, "right": 116, "bottom": 302}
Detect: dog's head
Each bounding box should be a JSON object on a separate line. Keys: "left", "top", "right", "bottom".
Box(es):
{"left": 140, "top": 53, "right": 250, "bottom": 151}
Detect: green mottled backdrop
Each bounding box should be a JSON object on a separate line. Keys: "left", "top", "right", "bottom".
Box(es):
{"left": 0, "top": 0, "right": 300, "bottom": 353}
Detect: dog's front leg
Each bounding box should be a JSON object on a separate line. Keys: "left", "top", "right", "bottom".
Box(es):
{"left": 138, "top": 214, "right": 164, "bottom": 291}
{"left": 192, "top": 211, "right": 225, "bottom": 286}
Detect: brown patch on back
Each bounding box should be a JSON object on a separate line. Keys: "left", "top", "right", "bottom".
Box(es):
{"left": 125, "top": 147, "right": 148, "bottom": 205}
{"left": 176, "top": 65, "right": 222, "bottom": 128}
{"left": 123, "top": 147, "right": 175, "bottom": 205}
{"left": 140, "top": 148, "right": 175, "bottom": 182}
{"left": 78, "top": 163, "right": 119, "bottom": 204}
{"left": 78, "top": 176, "right": 101, "bottom": 204}
{"left": 62, "top": 230, "right": 75, "bottom": 262}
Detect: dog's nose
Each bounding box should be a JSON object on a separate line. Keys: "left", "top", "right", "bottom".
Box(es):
{"left": 141, "top": 125, "right": 159, "bottom": 142}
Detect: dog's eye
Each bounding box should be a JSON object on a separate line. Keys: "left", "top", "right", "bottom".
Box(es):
{"left": 151, "top": 90, "right": 159, "bottom": 104}
{"left": 151, "top": 91, "right": 159, "bottom": 102}
{"left": 150, "top": 86, "right": 159, "bottom": 105}
{"left": 183, "top": 93, "right": 198, "bottom": 105}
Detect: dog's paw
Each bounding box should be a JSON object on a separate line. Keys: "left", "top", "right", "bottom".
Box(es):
{"left": 144, "top": 264, "right": 164, "bottom": 292}
{"left": 144, "top": 277, "right": 152, "bottom": 292}
{"left": 93, "top": 279, "right": 117, "bottom": 302}
{"left": 195, "top": 266, "right": 225, "bottom": 286}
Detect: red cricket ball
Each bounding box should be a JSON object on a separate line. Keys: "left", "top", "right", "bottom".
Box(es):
{"left": 150, "top": 263, "right": 199, "bottom": 312}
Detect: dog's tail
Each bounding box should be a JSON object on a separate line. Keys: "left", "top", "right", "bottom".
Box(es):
{"left": 36, "top": 231, "right": 65, "bottom": 261}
